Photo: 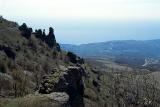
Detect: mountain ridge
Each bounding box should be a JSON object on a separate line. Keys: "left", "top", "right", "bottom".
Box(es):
{"left": 61, "top": 39, "right": 160, "bottom": 69}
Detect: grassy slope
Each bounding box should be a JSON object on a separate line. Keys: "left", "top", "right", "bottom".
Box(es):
{"left": 0, "top": 18, "right": 70, "bottom": 96}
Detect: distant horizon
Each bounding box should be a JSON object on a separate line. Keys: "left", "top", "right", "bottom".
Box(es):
{"left": 1, "top": 0, "right": 160, "bottom": 44}
{"left": 60, "top": 38, "right": 160, "bottom": 45}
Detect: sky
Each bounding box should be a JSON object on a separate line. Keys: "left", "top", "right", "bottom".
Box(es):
{"left": 0, "top": 0, "right": 160, "bottom": 44}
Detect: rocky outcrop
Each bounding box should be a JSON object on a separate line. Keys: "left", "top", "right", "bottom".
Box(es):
{"left": 19, "top": 23, "right": 32, "bottom": 39}
{"left": 35, "top": 29, "right": 45, "bottom": 41}
{"left": 19, "top": 24, "right": 59, "bottom": 50}
{"left": 39, "top": 66, "right": 86, "bottom": 107}
{"left": 45, "top": 27, "right": 56, "bottom": 48}
{"left": 34, "top": 27, "right": 61, "bottom": 51}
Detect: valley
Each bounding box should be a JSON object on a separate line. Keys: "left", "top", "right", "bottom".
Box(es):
{"left": 61, "top": 40, "right": 160, "bottom": 71}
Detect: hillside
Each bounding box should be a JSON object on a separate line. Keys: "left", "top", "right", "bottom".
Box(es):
{"left": 61, "top": 40, "right": 160, "bottom": 69}
{"left": 1, "top": 17, "right": 160, "bottom": 107}
{"left": 0, "top": 16, "right": 86, "bottom": 107}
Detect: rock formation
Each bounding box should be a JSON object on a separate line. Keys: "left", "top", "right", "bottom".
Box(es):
{"left": 34, "top": 27, "right": 61, "bottom": 51}
{"left": 19, "top": 23, "right": 32, "bottom": 39}
{"left": 39, "top": 66, "right": 86, "bottom": 107}
{"left": 45, "top": 27, "right": 56, "bottom": 48}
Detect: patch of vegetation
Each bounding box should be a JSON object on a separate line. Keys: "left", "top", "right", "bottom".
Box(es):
{"left": 0, "top": 62, "right": 8, "bottom": 73}
{"left": 0, "top": 95, "right": 61, "bottom": 107}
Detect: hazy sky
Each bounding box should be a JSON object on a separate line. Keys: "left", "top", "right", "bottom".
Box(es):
{"left": 0, "top": 0, "right": 160, "bottom": 44}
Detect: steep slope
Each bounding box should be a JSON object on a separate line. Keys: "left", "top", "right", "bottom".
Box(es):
{"left": 0, "top": 17, "right": 86, "bottom": 107}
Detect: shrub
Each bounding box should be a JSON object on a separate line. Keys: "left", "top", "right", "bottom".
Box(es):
{"left": 0, "top": 62, "right": 8, "bottom": 73}
{"left": 52, "top": 51, "right": 58, "bottom": 59}
{"left": 67, "top": 51, "right": 77, "bottom": 63}
{"left": 2, "top": 46, "right": 16, "bottom": 60}
{"left": 11, "top": 69, "right": 29, "bottom": 97}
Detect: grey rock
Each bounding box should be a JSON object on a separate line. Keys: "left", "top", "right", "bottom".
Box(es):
{"left": 39, "top": 66, "right": 86, "bottom": 107}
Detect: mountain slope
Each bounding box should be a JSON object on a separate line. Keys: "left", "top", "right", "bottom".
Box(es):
{"left": 1, "top": 17, "right": 160, "bottom": 107}
{"left": 0, "top": 17, "right": 87, "bottom": 107}
{"left": 61, "top": 40, "right": 160, "bottom": 58}
{"left": 61, "top": 40, "right": 160, "bottom": 68}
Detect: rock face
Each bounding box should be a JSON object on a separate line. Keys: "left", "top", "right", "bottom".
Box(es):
{"left": 39, "top": 66, "right": 86, "bottom": 107}
{"left": 55, "top": 66, "right": 86, "bottom": 107}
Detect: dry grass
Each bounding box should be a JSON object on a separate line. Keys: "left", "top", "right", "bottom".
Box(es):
{"left": 0, "top": 95, "right": 61, "bottom": 107}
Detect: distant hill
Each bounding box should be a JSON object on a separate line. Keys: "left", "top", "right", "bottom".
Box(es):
{"left": 61, "top": 40, "right": 160, "bottom": 68}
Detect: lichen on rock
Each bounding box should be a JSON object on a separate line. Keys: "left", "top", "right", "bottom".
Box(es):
{"left": 39, "top": 65, "right": 86, "bottom": 107}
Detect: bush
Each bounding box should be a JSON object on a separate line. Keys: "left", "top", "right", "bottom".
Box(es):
{"left": 0, "top": 62, "right": 8, "bottom": 73}
{"left": 52, "top": 51, "right": 58, "bottom": 59}
{"left": 2, "top": 46, "right": 16, "bottom": 60}
{"left": 11, "top": 69, "right": 29, "bottom": 97}
{"left": 67, "top": 52, "right": 77, "bottom": 63}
